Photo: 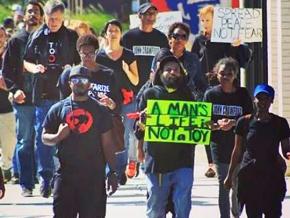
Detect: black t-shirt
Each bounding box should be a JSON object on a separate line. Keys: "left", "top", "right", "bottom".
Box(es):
{"left": 139, "top": 85, "right": 195, "bottom": 173}
{"left": 191, "top": 34, "right": 248, "bottom": 86}
{"left": 203, "top": 85, "right": 253, "bottom": 163}
{"left": 122, "top": 28, "right": 169, "bottom": 90}
{"left": 43, "top": 97, "right": 112, "bottom": 177}
{"left": 2, "top": 29, "right": 34, "bottom": 105}
{"left": 0, "top": 55, "right": 13, "bottom": 113}
{"left": 96, "top": 48, "right": 137, "bottom": 104}
{"left": 24, "top": 24, "right": 80, "bottom": 104}
{"left": 236, "top": 114, "right": 290, "bottom": 171}
{"left": 0, "top": 89, "right": 12, "bottom": 113}
{"left": 57, "top": 65, "right": 122, "bottom": 114}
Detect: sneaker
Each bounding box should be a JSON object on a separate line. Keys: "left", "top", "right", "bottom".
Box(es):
{"left": 40, "top": 183, "right": 51, "bottom": 198}
{"left": 135, "top": 162, "right": 140, "bottom": 178}
{"left": 3, "top": 169, "right": 11, "bottom": 183}
{"left": 119, "top": 172, "right": 127, "bottom": 185}
{"left": 205, "top": 168, "right": 216, "bottom": 178}
{"left": 21, "top": 188, "right": 33, "bottom": 197}
{"left": 126, "top": 161, "right": 137, "bottom": 178}
{"left": 9, "top": 176, "right": 20, "bottom": 184}
{"left": 34, "top": 177, "right": 39, "bottom": 184}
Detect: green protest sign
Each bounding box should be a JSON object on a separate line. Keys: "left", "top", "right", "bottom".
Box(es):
{"left": 144, "top": 100, "right": 212, "bottom": 145}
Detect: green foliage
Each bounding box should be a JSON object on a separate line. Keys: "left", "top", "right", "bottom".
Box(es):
{"left": 0, "top": 4, "right": 12, "bottom": 24}
{"left": 0, "top": 3, "right": 129, "bottom": 34}
{"left": 69, "top": 7, "right": 129, "bottom": 35}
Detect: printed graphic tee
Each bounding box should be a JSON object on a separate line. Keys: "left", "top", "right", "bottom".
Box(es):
{"left": 203, "top": 85, "right": 253, "bottom": 163}
{"left": 122, "top": 28, "right": 169, "bottom": 90}
{"left": 43, "top": 97, "right": 112, "bottom": 177}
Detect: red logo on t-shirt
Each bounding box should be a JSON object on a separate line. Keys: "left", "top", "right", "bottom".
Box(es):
{"left": 65, "top": 109, "right": 93, "bottom": 134}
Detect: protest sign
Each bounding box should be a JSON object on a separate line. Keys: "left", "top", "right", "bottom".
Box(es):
{"left": 211, "top": 7, "right": 262, "bottom": 43}
{"left": 144, "top": 100, "right": 212, "bottom": 145}
{"left": 129, "top": 11, "right": 182, "bottom": 34}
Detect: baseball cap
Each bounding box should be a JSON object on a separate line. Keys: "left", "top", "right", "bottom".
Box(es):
{"left": 69, "top": 66, "right": 91, "bottom": 80}
{"left": 254, "top": 84, "right": 275, "bottom": 99}
{"left": 12, "top": 4, "right": 22, "bottom": 12}
{"left": 44, "top": 0, "right": 65, "bottom": 15}
{"left": 138, "top": 3, "right": 157, "bottom": 14}
{"left": 158, "top": 55, "right": 187, "bottom": 76}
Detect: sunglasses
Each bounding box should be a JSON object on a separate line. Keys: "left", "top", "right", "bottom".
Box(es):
{"left": 143, "top": 10, "right": 158, "bottom": 16}
{"left": 70, "top": 77, "right": 89, "bottom": 84}
{"left": 171, "top": 33, "right": 188, "bottom": 40}
{"left": 79, "top": 52, "right": 95, "bottom": 58}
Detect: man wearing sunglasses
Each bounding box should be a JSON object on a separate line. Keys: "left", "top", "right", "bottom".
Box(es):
{"left": 42, "top": 65, "right": 118, "bottom": 217}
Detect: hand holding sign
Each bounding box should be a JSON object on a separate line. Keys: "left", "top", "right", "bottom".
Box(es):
{"left": 211, "top": 7, "right": 262, "bottom": 43}
{"left": 144, "top": 100, "right": 212, "bottom": 145}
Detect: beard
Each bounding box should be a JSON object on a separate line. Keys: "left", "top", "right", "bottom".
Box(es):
{"left": 73, "top": 88, "right": 88, "bottom": 97}
{"left": 160, "top": 74, "right": 183, "bottom": 89}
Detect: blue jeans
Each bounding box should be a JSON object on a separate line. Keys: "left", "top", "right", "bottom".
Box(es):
{"left": 213, "top": 161, "right": 240, "bottom": 218}
{"left": 13, "top": 105, "right": 35, "bottom": 190}
{"left": 35, "top": 100, "right": 57, "bottom": 186}
{"left": 146, "top": 168, "right": 193, "bottom": 218}
{"left": 119, "top": 101, "right": 138, "bottom": 171}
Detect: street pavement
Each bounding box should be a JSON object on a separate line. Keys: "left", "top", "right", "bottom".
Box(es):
{"left": 1, "top": 146, "right": 290, "bottom": 218}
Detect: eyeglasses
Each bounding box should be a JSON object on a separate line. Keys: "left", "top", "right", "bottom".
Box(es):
{"left": 143, "top": 10, "right": 158, "bottom": 16}
{"left": 171, "top": 33, "right": 188, "bottom": 41}
{"left": 79, "top": 52, "right": 95, "bottom": 58}
{"left": 70, "top": 77, "right": 89, "bottom": 84}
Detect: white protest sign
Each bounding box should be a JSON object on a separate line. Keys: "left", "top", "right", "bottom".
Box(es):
{"left": 211, "top": 7, "right": 263, "bottom": 43}
{"left": 129, "top": 11, "right": 182, "bottom": 34}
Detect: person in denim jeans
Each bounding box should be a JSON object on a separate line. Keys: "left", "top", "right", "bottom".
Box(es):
{"left": 138, "top": 56, "right": 195, "bottom": 218}
{"left": 203, "top": 57, "right": 253, "bottom": 218}
{"left": 2, "top": 0, "right": 44, "bottom": 196}
{"left": 96, "top": 19, "right": 139, "bottom": 181}
{"left": 23, "top": 0, "right": 80, "bottom": 197}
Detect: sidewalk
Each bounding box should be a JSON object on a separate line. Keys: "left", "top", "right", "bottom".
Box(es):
{"left": 1, "top": 146, "right": 290, "bottom": 218}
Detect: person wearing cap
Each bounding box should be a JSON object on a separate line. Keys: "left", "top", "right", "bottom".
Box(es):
{"left": 203, "top": 57, "right": 253, "bottom": 218}
{"left": 23, "top": 0, "right": 80, "bottom": 198}
{"left": 11, "top": 4, "right": 24, "bottom": 31}
{"left": 42, "top": 65, "right": 118, "bottom": 217}
{"left": 122, "top": 2, "right": 169, "bottom": 92}
{"left": 122, "top": 2, "right": 168, "bottom": 178}
{"left": 224, "top": 84, "right": 290, "bottom": 218}
{"left": 2, "top": 0, "right": 44, "bottom": 197}
{"left": 138, "top": 55, "right": 195, "bottom": 218}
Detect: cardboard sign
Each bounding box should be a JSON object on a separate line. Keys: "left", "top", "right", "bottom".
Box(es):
{"left": 129, "top": 11, "right": 182, "bottom": 34}
{"left": 144, "top": 100, "right": 212, "bottom": 145}
{"left": 211, "top": 7, "right": 263, "bottom": 43}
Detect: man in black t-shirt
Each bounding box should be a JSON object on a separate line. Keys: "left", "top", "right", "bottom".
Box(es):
{"left": 122, "top": 3, "right": 169, "bottom": 91}
{"left": 23, "top": 0, "right": 80, "bottom": 198}
{"left": 42, "top": 66, "right": 118, "bottom": 217}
